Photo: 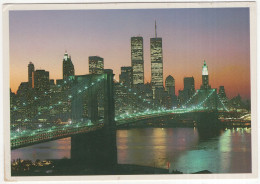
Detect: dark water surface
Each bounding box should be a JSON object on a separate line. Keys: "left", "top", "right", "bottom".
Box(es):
{"left": 11, "top": 127, "right": 251, "bottom": 173}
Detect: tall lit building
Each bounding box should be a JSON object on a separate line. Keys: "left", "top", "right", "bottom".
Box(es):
{"left": 89, "top": 56, "right": 104, "bottom": 74}
{"left": 200, "top": 60, "right": 211, "bottom": 90}
{"left": 28, "top": 62, "right": 35, "bottom": 88}
{"left": 197, "top": 61, "right": 217, "bottom": 109}
{"left": 151, "top": 21, "right": 163, "bottom": 97}
{"left": 165, "top": 75, "right": 175, "bottom": 96}
{"left": 119, "top": 66, "right": 133, "bottom": 88}
{"left": 131, "top": 36, "right": 144, "bottom": 86}
{"left": 63, "top": 51, "right": 75, "bottom": 79}
{"left": 34, "top": 70, "right": 50, "bottom": 92}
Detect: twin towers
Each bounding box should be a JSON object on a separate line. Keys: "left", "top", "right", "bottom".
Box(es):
{"left": 131, "top": 21, "right": 163, "bottom": 97}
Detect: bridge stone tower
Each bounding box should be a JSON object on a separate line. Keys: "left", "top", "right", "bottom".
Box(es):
{"left": 70, "top": 70, "right": 117, "bottom": 168}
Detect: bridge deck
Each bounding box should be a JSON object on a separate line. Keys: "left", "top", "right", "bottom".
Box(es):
{"left": 11, "top": 123, "right": 104, "bottom": 150}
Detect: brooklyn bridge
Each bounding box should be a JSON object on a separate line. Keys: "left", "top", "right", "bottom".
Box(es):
{"left": 10, "top": 70, "right": 250, "bottom": 169}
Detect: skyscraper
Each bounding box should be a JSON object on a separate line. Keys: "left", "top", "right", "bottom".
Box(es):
{"left": 131, "top": 36, "right": 144, "bottom": 86}
{"left": 218, "top": 86, "right": 227, "bottom": 99}
{"left": 165, "top": 75, "right": 175, "bottom": 96}
{"left": 200, "top": 60, "right": 211, "bottom": 90}
{"left": 63, "top": 51, "right": 75, "bottom": 79}
{"left": 178, "top": 77, "right": 195, "bottom": 105}
{"left": 218, "top": 86, "right": 228, "bottom": 106}
{"left": 34, "top": 70, "right": 50, "bottom": 92}
{"left": 89, "top": 56, "right": 104, "bottom": 74}
{"left": 28, "top": 62, "right": 35, "bottom": 88}
{"left": 184, "top": 77, "right": 195, "bottom": 92}
{"left": 198, "top": 61, "right": 216, "bottom": 109}
{"left": 119, "top": 66, "right": 133, "bottom": 88}
{"left": 151, "top": 21, "right": 163, "bottom": 97}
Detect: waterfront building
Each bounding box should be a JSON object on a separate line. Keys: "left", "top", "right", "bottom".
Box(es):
{"left": 229, "top": 94, "right": 247, "bottom": 111}
{"left": 63, "top": 51, "right": 75, "bottom": 79}
{"left": 89, "top": 56, "right": 104, "bottom": 74}
{"left": 131, "top": 36, "right": 144, "bottom": 86}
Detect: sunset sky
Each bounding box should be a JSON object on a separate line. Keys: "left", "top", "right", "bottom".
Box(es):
{"left": 9, "top": 8, "right": 250, "bottom": 99}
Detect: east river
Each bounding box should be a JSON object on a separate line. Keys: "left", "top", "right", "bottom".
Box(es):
{"left": 11, "top": 127, "right": 251, "bottom": 174}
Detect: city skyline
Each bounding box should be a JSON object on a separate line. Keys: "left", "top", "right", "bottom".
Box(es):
{"left": 9, "top": 8, "right": 250, "bottom": 99}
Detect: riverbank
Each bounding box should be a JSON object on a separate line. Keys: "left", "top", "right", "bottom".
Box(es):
{"left": 11, "top": 158, "right": 173, "bottom": 175}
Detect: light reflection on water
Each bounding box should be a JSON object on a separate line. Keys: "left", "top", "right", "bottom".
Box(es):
{"left": 117, "top": 127, "right": 251, "bottom": 173}
{"left": 11, "top": 137, "right": 71, "bottom": 161}
{"left": 11, "top": 128, "right": 251, "bottom": 173}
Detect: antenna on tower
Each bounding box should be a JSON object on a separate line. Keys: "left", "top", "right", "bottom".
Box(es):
{"left": 155, "top": 20, "right": 157, "bottom": 38}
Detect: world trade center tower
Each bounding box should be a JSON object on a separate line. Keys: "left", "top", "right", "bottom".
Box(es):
{"left": 150, "top": 21, "right": 163, "bottom": 98}
{"left": 131, "top": 36, "right": 144, "bottom": 86}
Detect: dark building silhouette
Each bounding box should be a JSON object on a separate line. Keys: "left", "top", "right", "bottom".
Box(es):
{"left": 89, "top": 56, "right": 104, "bottom": 74}
{"left": 49, "top": 79, "right": 55, "bottom": 86}
{"left": 165, "top": 75, "right": 177, "bottom": 108}
{"left": 165, "top": 75, "right": 175, "bottom": 96}
{"left": 119, "top": 66, "right": 133, "bottom": 88}
{"left": 63, "top": 51, "right": 75, "bottom": 79}
{"left": 218, "top": 86, "right": 228, "bottom": 101}
{"left": 131, "top": 36, "right": 144, "bottom": 86}
{"left": 34, "top": 70, "right": 50, "bottom": 92}
{"left": 218, "top": 86, "right": 228, "bottom": 110}
{"left": 184, "top": 77, "right": 195, "bottom": 95}
{"left": 17, "top": 82, "right": 29, "bottom": 97}
{"left": 151, "top": 21, "right": 163, "bottom": 98}
{"left": 15, "top": 82, "right": 35, "bottom": 121}
{"left": 218, "top": 86, "right": 226, "bottom": 98}
{"left": 28, "top": 62, "right": 35, "bottom": 88}
{"left": 229, "top": 94, "right": 247, "bottom": 110}
{"left": 178, "top": 77, "right": 195, "bottom": 105}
